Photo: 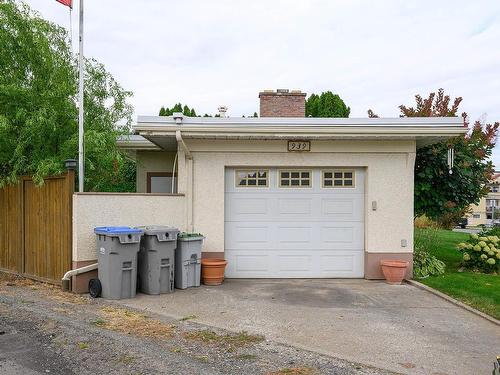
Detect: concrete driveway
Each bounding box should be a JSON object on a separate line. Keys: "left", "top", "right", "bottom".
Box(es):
{"left": 120, "top": 279, "right": 500, "bottom": 375}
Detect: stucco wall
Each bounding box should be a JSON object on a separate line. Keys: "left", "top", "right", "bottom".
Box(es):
{"left": 72, "top": 193, "right": 185, "bottom": 261}
{"left": 136, "top": 151, "right": 176, "bottom": 193}
{"left": 180, "top": 139, "right": 416, "bottom": 256}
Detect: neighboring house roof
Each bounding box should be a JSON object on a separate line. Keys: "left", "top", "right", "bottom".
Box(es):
{"left": 129, "top": 114, "right": 467, "bottom": 151}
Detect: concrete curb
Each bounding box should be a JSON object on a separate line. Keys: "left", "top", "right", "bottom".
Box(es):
{"left": 406, "top": 279, "right": 500, "bottom": 327}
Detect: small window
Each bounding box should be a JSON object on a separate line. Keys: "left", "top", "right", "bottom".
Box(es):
{"left": 279, "top": 170, "right": 311, "bottom": 188}
{"left": 323, "top": 170, "right": 355, "bottom": 188}
{"left": 473, "top": 214, "right": 481, "bottom": 219}
{"left": 236, "top": 170, "right": 268, "bottom": 187}
{"left": 147, "top": 172, "right": 177, "bottom": 193}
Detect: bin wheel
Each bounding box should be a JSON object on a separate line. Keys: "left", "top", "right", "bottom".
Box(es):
{"left": 89, "top": 278, "right": 102, "bottom": 298}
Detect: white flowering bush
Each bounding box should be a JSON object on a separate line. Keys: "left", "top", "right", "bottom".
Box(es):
{"left": 457, "top": 234, "right": 500, "bottom": 273}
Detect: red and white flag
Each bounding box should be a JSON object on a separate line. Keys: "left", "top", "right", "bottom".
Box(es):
{"left": 56, "top": 0, "right": 72, "bottom": 9}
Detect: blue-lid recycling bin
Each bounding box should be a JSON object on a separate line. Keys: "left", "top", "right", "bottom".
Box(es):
{"left": 94, "top": 226, "right": 143, "bottom": 299}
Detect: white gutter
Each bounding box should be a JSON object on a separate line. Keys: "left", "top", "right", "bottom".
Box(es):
{"left": 135, "top": 116, "right": 467, "bottom": 140}
{"left": 137, "top": 115, "right": 464, "bottom": 127}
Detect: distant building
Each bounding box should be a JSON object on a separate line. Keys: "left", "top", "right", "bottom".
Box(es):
{"left": 466, "top": 172, "right": 500, "bottom": 226}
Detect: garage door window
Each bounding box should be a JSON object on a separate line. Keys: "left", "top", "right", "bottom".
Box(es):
{"left": 279, "top": 170, "right": 312, "bottom": 188}
{"left": 236, "top": 170, "right": 269, "bottom": 187}
{"left": 323, "top": 170, "right": 355, "bottom": 188}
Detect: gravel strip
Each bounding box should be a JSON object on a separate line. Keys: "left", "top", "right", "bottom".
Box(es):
{"left": 0, "top": 275, "right": 396, "bottom": 375}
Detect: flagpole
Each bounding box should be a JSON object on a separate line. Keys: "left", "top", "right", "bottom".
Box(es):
{"left": 78, "top": 0, "right": 84, "bottom": 192}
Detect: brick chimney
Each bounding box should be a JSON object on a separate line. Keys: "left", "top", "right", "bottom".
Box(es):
{"left": 259, "top": 89, "right": 306, "bottom": 117}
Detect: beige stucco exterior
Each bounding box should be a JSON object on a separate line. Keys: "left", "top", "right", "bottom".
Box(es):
{"left": 135, "top": 151, "right": 176, "bottom": 193}
{"left": 72, "top": 193, "right": 185, "bottom": 262}
{"left": 176, "top": 139, "right": 416, "bottom": 257}
{"left": 70, "top": 116, "right": 466, "bottom": 288}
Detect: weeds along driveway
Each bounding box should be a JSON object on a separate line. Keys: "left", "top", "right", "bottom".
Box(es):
{"left": 0, "top": 274, "right": 391, "bottom": 375}
{"left": 120, "top": 279, "right": 500, "bottom": 375}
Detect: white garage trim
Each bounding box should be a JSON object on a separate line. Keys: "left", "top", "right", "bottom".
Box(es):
{"left": 224, "top": 167, "right": 365, "bottom": 278}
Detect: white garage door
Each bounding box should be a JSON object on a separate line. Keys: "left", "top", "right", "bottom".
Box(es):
{"left": 224, "top": 168, "right": 365, "bottom": 278}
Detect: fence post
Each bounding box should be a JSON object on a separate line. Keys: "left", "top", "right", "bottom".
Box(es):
{"left": 65, "top": 160, "right": 76, "bottom": 281}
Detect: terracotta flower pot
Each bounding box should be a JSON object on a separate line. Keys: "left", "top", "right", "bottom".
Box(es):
{"left": 201, "top": 258, "right": 228, "bottom": 286}
{"left": 380, "top": 260, "right": 409, "bottom": 285}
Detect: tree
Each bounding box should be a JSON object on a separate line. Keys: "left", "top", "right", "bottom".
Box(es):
{"left": 158, "top": 103, "right": 198, "bottom": 117}
{"left": 0, "top": 0, "right": 134, "bottom": 191}
{"left": 306, "top": 91, "right": 350, "bottom": 118}
{"left": 400, "top": 89, "right": 498, "bottom": 221}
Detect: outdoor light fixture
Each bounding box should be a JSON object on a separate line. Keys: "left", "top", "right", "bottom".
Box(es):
{"left": 65, "top": 159, "right": 77, "bottom": 170}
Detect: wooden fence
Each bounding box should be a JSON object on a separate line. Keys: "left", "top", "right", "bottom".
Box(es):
{"left": 0, "top": 172, "right": 74, "bottom": 283}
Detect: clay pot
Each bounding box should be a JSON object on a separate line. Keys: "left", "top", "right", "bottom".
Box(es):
{"left": 380, "top": 260, "right": 409, "bottom": 285}
{"left": 201, "top": 258, "right": 228, "bottom": 286}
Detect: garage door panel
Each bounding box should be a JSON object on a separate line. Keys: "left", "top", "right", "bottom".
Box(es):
{"left": 224, "top": 168, "right": 365, "bottom": 278}
{"left": 228, "top": 197, "right": 269, "bottom": 215}
{"left": 319, "top": 252, "right": 364, "bottom": 277}
{"left": 225, "top": 223, "right": 271, "bottom": 249}
{"left": 225, "top": 252, "right": 272, "bottom": 275}
{"left": 319, "top": 223, "right": 364, "bottom": 249}
{"left": 278, "top": 198, "right": 312, "bottom": 215}
{"left": 231, "top": 225, "right": 269, "bottom": 243}
{"left": 277, "top": 254, "right": 312, "bottom": 272}
{"left": 277, "top": 226, "right": 312, "bottom": 243}
{"left": 321, "top": 197, "right": 364, "bottom": 220}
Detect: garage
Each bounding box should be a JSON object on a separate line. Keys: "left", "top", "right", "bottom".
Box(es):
{"left": 224, "top": 167, "right": 365, "bottom": 278}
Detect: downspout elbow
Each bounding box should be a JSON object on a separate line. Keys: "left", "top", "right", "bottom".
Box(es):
{"left": 176, "top": 130, "right": 192, "bottom": 159}
{"left": 61, "top": 263, "right": 98, "bottom": 292}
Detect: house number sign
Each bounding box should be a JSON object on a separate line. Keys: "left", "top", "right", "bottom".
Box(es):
{"left": 288, "top": 140, "right": 310, "bottom": 152}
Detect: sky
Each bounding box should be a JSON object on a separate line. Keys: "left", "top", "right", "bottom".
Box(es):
{"left": 23, "top": 0, "right": 500, "bottom": 165}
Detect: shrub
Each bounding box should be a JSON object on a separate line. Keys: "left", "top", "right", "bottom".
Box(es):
{"left": 414, "top": 215, "right": 438, "bottom": 229}
{"left": 456, "top": 234, "right": 500, "bottom": 273}
{"left": 479, "top": 227, "right": 500, "bottom": 238}
{"left": 413, "top": 228, "right": 446, "bottom": 278}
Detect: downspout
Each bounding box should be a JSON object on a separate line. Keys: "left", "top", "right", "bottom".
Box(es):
{"left": 176, "top": 129, "right": 194, "bottom": 232}
{"left": 61, "top": 263, "right": 98, "bottom": 291}
{"left": 171, "top": 152, "right": 178, "bottom": 193}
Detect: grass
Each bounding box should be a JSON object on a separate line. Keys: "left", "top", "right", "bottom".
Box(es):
{"left": 234, "top": 353, "right": 257, "bottom": 360}
{"left": 78, "top": 342, "right": 89, "bottom": 349}
{"left": 184, "top": 329, "right": 264, "bottom": 351}
{"left": 116, "top": 354, "right": 135, "bottom": 365}
{"left": 91, "top": 307, "right": 175, "bottom": 339}
{"left": 416, "top": 228, "right": 500, "bottom": 319}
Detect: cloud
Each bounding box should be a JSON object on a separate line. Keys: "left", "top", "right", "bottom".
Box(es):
{"left": 23, "top": 0, "right": 500, "bottom": 164}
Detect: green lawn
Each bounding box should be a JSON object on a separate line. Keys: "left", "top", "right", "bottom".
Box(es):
{"left": 416, "top": 229, "right": 500, "bottom": 320}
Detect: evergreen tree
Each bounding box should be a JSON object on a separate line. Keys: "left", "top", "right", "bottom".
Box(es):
{"left": 306, "top": 91, "right": 350, "bottom": 118}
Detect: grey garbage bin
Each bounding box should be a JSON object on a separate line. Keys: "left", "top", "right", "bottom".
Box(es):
{"left": 175, "top": 234, "right": 204, "bottom": 289}
{"left": 93, "top": 226, "right": 143, "bottom": 300}
{"left": 135, "top": 226, "right": 179, "bottom": 295}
